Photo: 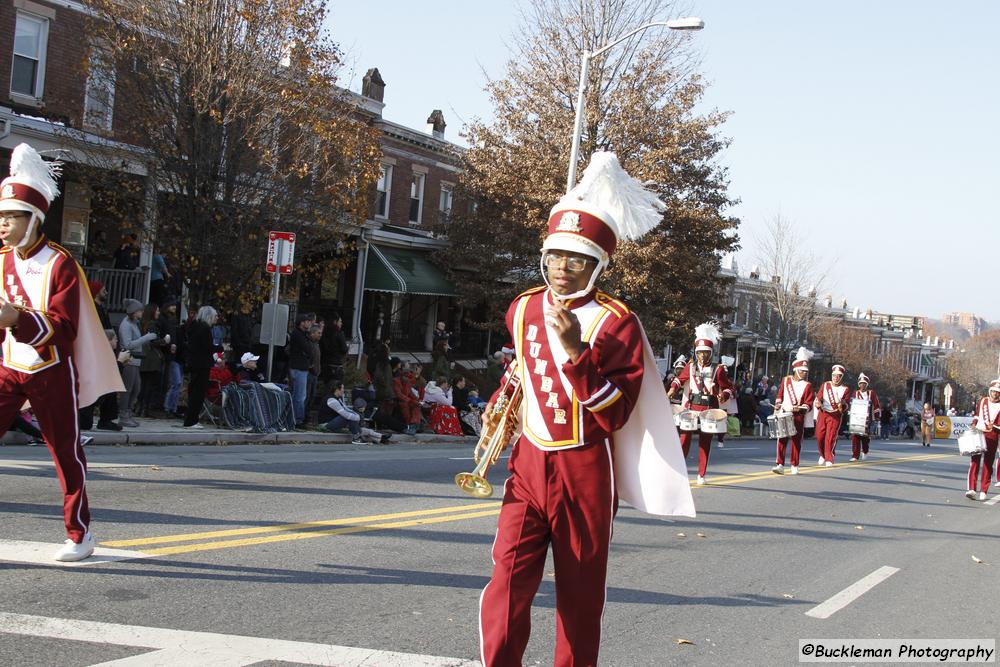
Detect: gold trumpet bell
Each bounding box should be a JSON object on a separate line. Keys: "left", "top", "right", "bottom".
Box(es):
{"left": 454, "top": 472, "right": 493, "bottom": 498}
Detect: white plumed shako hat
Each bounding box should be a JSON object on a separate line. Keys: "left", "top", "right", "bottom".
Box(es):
{"left": 544, "top": 151, "right": 665, "bottom": 262}
{"left": 832, "top": 364, "right": 846, "bottom": 375}
{"left": 693, "top": 323, "right": 720, "bottom": 353}
{"left": 0, "top": 143, "right": 60, "bottom": 220}
{"left": 989, "top": 379, "right": 1000, "bottom": 393}
{"left": 673, "top": 354, "right": 687, "bottom": 368}
{"left": 858, "top": 373, "right": 870, "bottom": 385}
{"left": 792, "top": 346, "right": 813, "bottom": 371}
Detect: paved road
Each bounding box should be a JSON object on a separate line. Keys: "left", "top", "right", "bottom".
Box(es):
{"left": 0, "top": 436, "right": 997, "bottom": 666}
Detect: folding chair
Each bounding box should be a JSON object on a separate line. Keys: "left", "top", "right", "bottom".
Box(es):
{"left": 201, "top": 379, "right": 224, "bottom": 427}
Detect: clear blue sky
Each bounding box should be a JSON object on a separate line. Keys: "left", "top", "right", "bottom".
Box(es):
{"left": 327, "top": 1, "right": 1000, "bottom": 322}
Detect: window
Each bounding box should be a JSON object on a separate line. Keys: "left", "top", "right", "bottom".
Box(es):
{"left": 83, "top": 48, "right": 116, "bottom": 132}
{"left": 408, "top": 172, "right": 424, "bottom": 224}
{"left": 11, "top": 12, "right": 49, "bottom": 99}
{"left": 438, "top": 184, "right": 453, "bottom": 222}
{"left": 375, "top": 164, "right": 392, "bottom": 219}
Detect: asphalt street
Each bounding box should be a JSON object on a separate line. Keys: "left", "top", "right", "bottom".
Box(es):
{"left": 0, "top": 435, "right": 997, "bottom": 666}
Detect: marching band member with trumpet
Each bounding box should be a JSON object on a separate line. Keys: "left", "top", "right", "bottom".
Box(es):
{"left": 813, "top": 364, "right": 849, "bottom": 466}
{"left": 967, "top": 380, "right": 1000, "bottom": 501}
{"left": 772, "top": 347, "right": 815, "bottom": 475}
{"left": 849, "top": 373, "right": 881, "bottom": 461}
{"left": 667, "top": 323, "right": 734, "bottom": 484}
{"left": 477, "top": 152, "right": 693, "bottom": 667}
{"left": 0, "top": 144, "right": 122, "bottom": 561}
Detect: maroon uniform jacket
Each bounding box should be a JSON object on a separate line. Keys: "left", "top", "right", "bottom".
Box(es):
{"left": 974, "top": 397, "right": 1000, "bottom": 442}
{"left": 775, "top": 375, "right": 815, "bottom": 416}
{"left": 494, "top": 287, "right": 644, "bottom": 450}
{"left": 670, "top": 361, "right": 734, "bottom": 412}
{"left": 816, "top": 381, "right": 849, "bottom": 415}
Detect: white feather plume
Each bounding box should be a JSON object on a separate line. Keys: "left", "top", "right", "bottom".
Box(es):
{"left": 795, "top": 346, "right": 814, "bottom": 363}
{"left": 9, "top": 143, "right": 60, "bottom": 200}
{"left": 721, "top": 355, "right": 735, "bottom": 367}
{"left": 563, "top": 151, "right": 665, "bottom": 242}
{"left": 694, "top": 322, "right": 720, "bottom": 345}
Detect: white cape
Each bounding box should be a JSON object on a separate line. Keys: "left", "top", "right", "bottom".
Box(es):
{"left": 612, "top": 325, "right": 696, "bottom": 518}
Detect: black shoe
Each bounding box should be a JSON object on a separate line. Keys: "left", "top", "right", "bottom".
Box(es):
{"left": 97, "top": 422, "right": 124, "bottom": 431}
{"left": 380, "top": 434, "right": 392, "bottom": 444}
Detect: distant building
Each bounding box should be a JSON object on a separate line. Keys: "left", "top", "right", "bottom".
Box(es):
{"left": 942, "top": 312, "right": 987, "bottom": 338}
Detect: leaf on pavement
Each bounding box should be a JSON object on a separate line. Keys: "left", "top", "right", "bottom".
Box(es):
{"left": 972, "top": 555, "right": 985, "bottom": 564}
{"left": 696, "top": 532, "right": 707, "bottom": 538}
{"left": 782, "top": 593, "right": 794, "bottom": 598}
{"left": 149, "top": 465, "right": 161, "bottom": 471}
{"left": 676, "top": 532, "right": 686, "bottom": 538}
{"left": 855, "top": 525, "right": 864, "bottom": 530}
{"left": 676, "top": 639, "right": 694, "bottom": 645}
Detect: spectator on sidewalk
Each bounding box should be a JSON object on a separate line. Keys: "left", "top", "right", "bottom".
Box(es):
{"left": 320, "top": 313, "right": 349, "bottom": 387}
{"left": 391, "top": 359, "right": 421, "bottom": 435}
{"left": 431, "top": 339, "right": 451, "bottom": 382}
{"left": 183, "top": 306, "right": 224, "bottom": 429}
{"left": 158, "top": 298, "right": 183, "bottom": 418}
{"left": 921, "top": 402, "right": 935, "bottom": 446}
{"left": 207, "top": 352, "right": 235, "bottom": 404}
{"left": 113, "top": 232, "right": 140, "bottom": 270}
{"left": 237, "top": 352, "right": 266, "bottom": 384}
{"left": 80, "top": 329, "right": 126, "bottom": 431}
{"left": 89, "top": 280, "right": 112, "bottom": 330}
{"left": 306, "top": 323, "right": 323, "bottom": 423}
{"left": 228, "top": 303, "right": 254, "bottom": 368}
{"left": 137, "top": 303, "right": 166, "bottom": 418}
{"left": 149, "top": 254, "right": 171, "bottom": 306}
{"left": 287, "top": 313, "right": 314, "bottom": 428}
{"left": 423, "top": 376, "right": 463, "bottom": 435}
{"left": 118, "top": 299, "right": 157, "bottom": 427}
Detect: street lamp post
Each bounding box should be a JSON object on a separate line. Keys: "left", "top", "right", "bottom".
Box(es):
{"left": 565, "top": 16, "right": 704, "bottom": 193}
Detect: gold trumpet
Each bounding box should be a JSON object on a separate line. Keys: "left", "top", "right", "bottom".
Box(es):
{"left": 454, "top": 372, "right": 522, "bottom": 498}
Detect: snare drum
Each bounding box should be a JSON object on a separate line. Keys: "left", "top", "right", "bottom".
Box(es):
{"left": 774, "top": 412, "right": 795, "bottom": 439}
{"left": 678, "top": 410, "right": 700, "bottom": 432}
{"left": 672, "top": 403, "right": 684, "bottom": 427}
{"left": 958, "top": 429, "right": 986, "bottom": 456}
{"left": 700, "top": 408, "right": 728, "bottom": 434}
{"left": 848, "top": 417, "right": 868, "bottom": 436}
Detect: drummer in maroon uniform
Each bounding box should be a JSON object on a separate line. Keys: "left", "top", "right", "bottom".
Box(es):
{"left": 771, "top": 346, "right": 815, "bottom": 475}
{"left": 967, "top": 380, "right": 1000, "bottom": 501}
{"left": 813, "top": 364, "right": 849, "bottom": 466}
{"left": 667, "top": 323, "right": 734, "bottom": 485}
{"left": 849, "top": 373, "right": 881, "bottom": 461}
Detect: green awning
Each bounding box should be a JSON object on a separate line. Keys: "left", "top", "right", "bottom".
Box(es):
{"left": 364, "top": 244, "right": 456, "bottom": 296}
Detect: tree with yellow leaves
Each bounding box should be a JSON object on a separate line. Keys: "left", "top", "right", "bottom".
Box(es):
{"left": 77, "top": 0, "right": 381, "bottom": 310}
{"left": 438, "top": 0, "right": 738, "bottom": 348}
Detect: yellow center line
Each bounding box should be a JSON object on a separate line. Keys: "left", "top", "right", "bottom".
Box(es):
{"left": 101, "top": 451, "right": 958, "bottom": 557}
{"left": 101, "top": 502, "right": 501, "bottom": 548}
{"left": 142, "top": 509, "right": 503, "bottom": 556}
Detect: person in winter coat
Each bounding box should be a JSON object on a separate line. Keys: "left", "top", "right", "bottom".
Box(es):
{"left": 117, "top": 299, "right": 158, "bottom": 427}
{"left": 319, "top": 383, "right": 390, "bottom": 444}
{"left": 183, "top": 306, "right": 224, "bottom": 428}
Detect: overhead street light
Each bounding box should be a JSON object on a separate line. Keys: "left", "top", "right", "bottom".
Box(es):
{"left": 565, "top": 17, "right": 705, "bottom": 193}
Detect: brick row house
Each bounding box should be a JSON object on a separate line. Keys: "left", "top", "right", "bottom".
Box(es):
{"left": 0, "top": 1, "right": 471, "bottom": 354}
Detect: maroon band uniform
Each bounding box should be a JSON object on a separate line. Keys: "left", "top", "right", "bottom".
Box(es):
{"left": 775, "top": 375, "right": 815, "bottom": 467}
{"left": 849, "top": 386, "right": 881, "bottom": 459}
{"left": 814, "top": 380, "right": 848, "bottom": 463}
{"left": 670, "top": 360, "right": 733, "bottom": 477}
{"left": 969, "top": 396, "right": 1000, "bottom": 495}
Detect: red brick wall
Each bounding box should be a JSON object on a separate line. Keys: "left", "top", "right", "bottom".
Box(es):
{"left": 381, "top": 139, "right": 458, "bottom": 229}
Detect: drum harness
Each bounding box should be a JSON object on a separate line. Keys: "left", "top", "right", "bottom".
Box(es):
{"left": 688, "top": 362, "right": 718, "bottom": 408}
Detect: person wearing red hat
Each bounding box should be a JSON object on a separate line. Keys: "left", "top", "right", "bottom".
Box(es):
{"left": 967, "top": 380, "right": 1000, "bottom": 501}
{"left": 771, "top": 346, "right": 815, "bottom": 475}
{"left": 813, "top": 364, "right": 849, "bottom": 466}
{"left": 0, "top": 143, "right": 123, "bottom": 561}
{"left": 477, "top": 152, "right": 693, "bottom": 667}
{"left": 667, "top": 323, "right": 734, "bottom": 484}
{"left": 849, "top": 373, "right": 881, "bottom": 461}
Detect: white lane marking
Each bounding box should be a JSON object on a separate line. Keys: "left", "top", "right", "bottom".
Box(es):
{"left": 0, "top": 458, "right": 144, "bottom": 470}
{"left": 805, "top": 566, "right": 900, "bottom": 619}
{"left": 0, "top": 540, "right": 150, "bottom": 567}
{"left": 985, "top": 495, "right": 1000, "bottom": 506}
{"left": 89, "top": 648, "right": 250, "bottom": 666}
{"left": 0, "top": 612, "right": 481, "bottom": 667}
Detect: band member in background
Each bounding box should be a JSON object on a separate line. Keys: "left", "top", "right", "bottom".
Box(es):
{"left": 668, "top": 323, "right": 734, "bottom": 485}
{"left": 813, "top": 364, "right": 849, "bottom": 466}
{"left": 664, "top": 354, "right": 686, "bottom": 399}
{"left": 772, "top": 347, "right": 815, "bottom": 475}
{"left": 968, "top": 380, "right": 1000, "bottom": 501}
{"left": 478, "top": 152, "right": 693, "bottom": 667}
{"left": 0, "top": 144, "right": 122, "bottom": 561}
{"left": 850, "top": 373, "right": 881, "bottom": 461}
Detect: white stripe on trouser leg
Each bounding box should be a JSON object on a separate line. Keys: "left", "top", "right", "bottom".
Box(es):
{"left": 68, "top": 360, "right": 87, "bottom": 534}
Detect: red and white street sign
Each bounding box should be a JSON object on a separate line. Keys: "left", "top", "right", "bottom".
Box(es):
{"left": 266, "top": 231, "right": 296, "bottom": 274}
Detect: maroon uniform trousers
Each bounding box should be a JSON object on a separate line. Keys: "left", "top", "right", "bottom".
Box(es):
{"left": 0, "top": 359, "right": 88, "bottom": 541}
{"left": 968, "top": 434, "right": 998, "bottom": 493}
{"left": 776, "top": 412, "right": 806, "bottom": 466}
{"left": 814, "top": 410, "right": 842, "bottom": 463}
{"left": 479, "top": 436, "right": 615, "bottom": 667}
{"left": 851, "top": 433, "right": 871, "bottom": 459}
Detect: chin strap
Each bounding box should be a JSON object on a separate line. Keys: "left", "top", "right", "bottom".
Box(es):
{"left": 14, "top": 214, "right": 38, "bottom": 249}
{"left": 539, "top": 254, "right": 608, "bottom": 302}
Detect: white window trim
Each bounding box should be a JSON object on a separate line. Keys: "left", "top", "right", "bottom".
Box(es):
{"left": 83, "top": 47, "right": 116, "bottom": 132}
{"left": 408, "top": 172, "right": 424, "bottom": 224}
{"left": 11, "top": 10, "right": 49, "bottom": 101}
{"left": 438, "top": 183, "right": 453, "bottom": 220}
{"left": 375, "top": 163, "right": 392, "bottom": 220}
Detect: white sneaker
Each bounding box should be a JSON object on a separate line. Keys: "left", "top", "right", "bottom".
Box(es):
{"left": 824, "top": 461, "right": 833, "bottom": 467}
{"left": 849, "top": 457, "right": 858, "bottom": 462}
{"left": 966, "top": 489, "right": 977, "bottom": 500}
{"left": 351, "top": 437, "right": 367, "bottom": 445}
{"left": 80, "top": 435, "right": 94, "bottom": 447}
{"left": 54, "top": 532, "right": 96, "bottom": 562}
{"left": 818, "top": 457, "right": 826, "bottom": 466}
{"left": 185, "top": 424, "right": 204, "bottom": 430}
{"left": 979, "top": 492, "right": 987, "bottom": 502}
{"left": 860, "top": 452, "right": 867, "bottom": 460}
{"left": 718, "top": 442, "right": 724, "bottom": 448}
{"left": 994, "top": 481, "right": 1000, "bottom": 487}
{"left": 790, "top": 466, "right": 799, "bottom": 475}
{"left": 772, "top": 464, "right": 784, "bottom": 475}
{"left": 696, "top": 475, "right": 705, "bottom": 485}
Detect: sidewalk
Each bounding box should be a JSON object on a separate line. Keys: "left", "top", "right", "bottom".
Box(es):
{"left": 1, "top": 417, "right": 478, "bottom": 448}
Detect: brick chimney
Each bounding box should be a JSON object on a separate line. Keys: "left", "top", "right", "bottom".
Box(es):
{"left": 426, "top": 109, "right": 446, "bottom": 139}
{"left": 362, "top": 68, "right": 385, "bottom": 103}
